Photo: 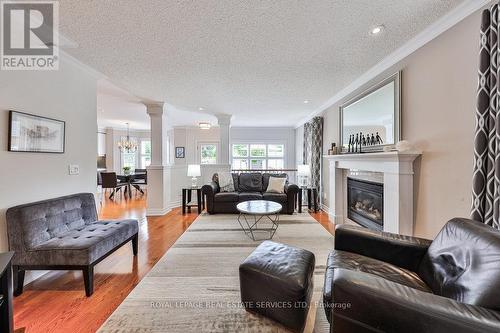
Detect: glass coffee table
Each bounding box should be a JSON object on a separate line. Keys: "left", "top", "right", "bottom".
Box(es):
{"left": 237, "top": 200, "right": 282, "bottom": 241}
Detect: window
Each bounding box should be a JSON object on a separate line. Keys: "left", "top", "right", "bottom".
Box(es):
{"left": 200, "top": 143, "right": 217, "bottom": 164}
{"left": 122, "top": 152, "right": 136, "bottom": 169}
{"left": 140, "top": 140, "right": 151, "bottom": 168}
{"left": 120, "top": 135, "right": 137, "bottom": 170}
{"left": 231, "top": 143, "right": 285, "bottom": 170}
{"left": 232, "top": 144, "right": 248, "bottom": 158}
{"left": 250, "top": 144, "right": 266, "bottom": 157}
{"left": 120, "top": 137, "right": 151, "bottom": 170}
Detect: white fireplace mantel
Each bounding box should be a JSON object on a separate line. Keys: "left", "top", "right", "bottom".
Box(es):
{"left": 323, "top": 151, "right": 421, "bottom": 235}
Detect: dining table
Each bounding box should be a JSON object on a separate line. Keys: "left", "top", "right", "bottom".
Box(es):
{"left": 117, "top": 172, "right": 146, "bottom": 199}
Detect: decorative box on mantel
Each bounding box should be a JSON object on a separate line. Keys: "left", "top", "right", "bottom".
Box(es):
{"left": 323, "top": 151, "right": 422, "bottom": 236}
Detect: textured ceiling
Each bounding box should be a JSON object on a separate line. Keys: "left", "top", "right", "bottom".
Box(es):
{"left": 61, "top": 0, "right": 464, "bottom": 127}
{"left": 97, "top": 80, "right": 217, "bottom": 130}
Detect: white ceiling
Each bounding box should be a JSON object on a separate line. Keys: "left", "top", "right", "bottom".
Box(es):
{"left": 97, "top": 80, "right": 217, "bottom": 130}
{"left": 62, "top": 0, "right": 465, "bottom": 127}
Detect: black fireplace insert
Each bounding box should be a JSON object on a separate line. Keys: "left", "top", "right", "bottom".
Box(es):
{"left": 347, "top": 177, "right": 383, "bottom": 231}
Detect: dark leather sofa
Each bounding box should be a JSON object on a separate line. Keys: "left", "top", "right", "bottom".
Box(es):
{"left": 323, "top": 218, "right": 500, "bottom": 332}
{"left": 202, "top": 172, "right": 299, "bottom": 214}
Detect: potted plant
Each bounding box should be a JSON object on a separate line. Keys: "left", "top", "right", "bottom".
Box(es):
{"left": 123, "top": 166, "right": 131, "bottom": 175}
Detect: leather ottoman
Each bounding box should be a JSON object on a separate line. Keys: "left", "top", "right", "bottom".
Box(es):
{"left": 239, "top": 241, "right": 315, "bottom": 332}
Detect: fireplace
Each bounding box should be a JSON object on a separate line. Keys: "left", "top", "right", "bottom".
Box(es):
{"left": 347, "top": 177, "right": 383, "bottom": 231}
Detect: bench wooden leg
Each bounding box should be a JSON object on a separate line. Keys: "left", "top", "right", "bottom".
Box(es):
{"left": 83, "top": 266, "right": 94, "bottom": 297}
{"left": 132, "top": 233, "right": 138, "bottom": 256}
{"left": 13, "top": 266, "right": 25, "bottom": 296}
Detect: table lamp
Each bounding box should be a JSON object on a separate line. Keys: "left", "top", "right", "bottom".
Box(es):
{"left": 297, "top": 164, "right": 311, "bottom": 188}
{"left": 187, "top": 164, "right": 201, "bottom": 187}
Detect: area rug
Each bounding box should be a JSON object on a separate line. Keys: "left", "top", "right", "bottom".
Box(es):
{"left": 98, "top": 212, "right": 334, "bottom": 332}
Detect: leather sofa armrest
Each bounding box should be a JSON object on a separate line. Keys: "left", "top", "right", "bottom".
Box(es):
{"left": 202, "top": 182, "right": 219, "bottom": 214}
{"left": 334, "top": 224, "right": 432, "bottom": 272}
{"left": 283, "top": 184, "right": 299, "bottom": 214}
{"left": 331, "top": 269, "right": 500, "bottom": 333}
{"left": 284, "top": 183, "right": 299, "bottom": 195}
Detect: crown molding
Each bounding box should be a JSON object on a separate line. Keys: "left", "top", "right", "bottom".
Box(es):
{"left": 294, "top": 0, "right": 490, "bottom": 128}
{"left": 103, "top": 126, "right": 150, "bottom": 133}
{"left": 59, "top": 49, "right": 105, "bottom": 80}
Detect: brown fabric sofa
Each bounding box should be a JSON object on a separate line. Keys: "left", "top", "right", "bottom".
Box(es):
{"left": 202, "top": 172, "right": 299, "bottom": 214}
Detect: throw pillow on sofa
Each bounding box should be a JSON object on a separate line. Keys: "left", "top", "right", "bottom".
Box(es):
{"left": 266, "top": 176, "right": 286, "bottom": 193}
{"left": 218, "top": 172, "right": 235, "bottom": 192}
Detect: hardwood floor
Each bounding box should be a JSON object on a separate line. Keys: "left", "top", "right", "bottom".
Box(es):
{"left": 13, "top": 193, "right": 333, "bottom": 333}
{"left": 310, "top": 209, "right": 335, "bottom": 234}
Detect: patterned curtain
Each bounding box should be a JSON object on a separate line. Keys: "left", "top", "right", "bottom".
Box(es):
{"left": 303, "top": 117, "right": 323, "bottom": 191}
{"left": 471, "top": 4, "right": 500, "bottom": 230}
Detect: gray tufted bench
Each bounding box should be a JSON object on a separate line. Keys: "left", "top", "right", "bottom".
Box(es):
{"left": 6, "top": 193, "right": 139, "bottom": 296}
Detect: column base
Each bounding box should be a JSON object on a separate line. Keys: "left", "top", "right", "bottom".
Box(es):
{"left": 146, "top": 165, "right": 171, "bottom": 216}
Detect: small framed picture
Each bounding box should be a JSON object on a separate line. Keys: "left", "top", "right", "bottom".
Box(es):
{"left": 8, "top": 111, "right": 65, "bottom": 153}
{"left": 175, "top": 146, "right": 185, "bottom": 158}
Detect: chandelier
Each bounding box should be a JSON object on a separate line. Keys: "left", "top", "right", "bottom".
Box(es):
{"left": 117, "top": 123, "right": 138, "bottom": 153}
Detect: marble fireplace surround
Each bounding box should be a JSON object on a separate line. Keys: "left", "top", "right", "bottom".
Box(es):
{"left": 324, "top": 151, "right": 421, "bottom": 236}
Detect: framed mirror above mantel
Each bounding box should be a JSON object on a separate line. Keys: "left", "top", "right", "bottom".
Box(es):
{"left": 339, "top": 71, "right": 402, "bottom": 153}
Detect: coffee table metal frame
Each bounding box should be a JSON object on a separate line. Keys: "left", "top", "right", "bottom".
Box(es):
{"left": 236, "top": 200, "right": 282, "bottom": 241}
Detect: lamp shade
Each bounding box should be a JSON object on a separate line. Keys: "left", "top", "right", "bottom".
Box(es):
{"left": 187, "top": 164, "right": 201, "bottom": 177}
{"left": 297, "top": 164, "right": 311, "bottom": 176}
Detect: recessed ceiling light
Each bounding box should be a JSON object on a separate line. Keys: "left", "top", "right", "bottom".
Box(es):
{"left": 370, "top": 25, "right": 384, "bottom": 35}
{"left": 303, "top": 100, "right": 310, "bottom": 104}
{"left": 198, "top": 107, "right": 205, "bottom": 111}
{"left": 199, "top": 122, "right": 211, "bottom": 130}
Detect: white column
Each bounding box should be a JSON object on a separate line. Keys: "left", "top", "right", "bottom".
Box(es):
{"left": 145, "top": 102, "right": 171, "bottom": 216}
{"left": 215, "top": 113, "right": 232, "bottom": 165}
{"left": 147, "top": 103, "right": 167, "bottom": 166}
{"left": 328, "top": 159, "right": 344, "bottom": 224}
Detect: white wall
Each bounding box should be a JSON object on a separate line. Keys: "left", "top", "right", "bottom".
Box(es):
{"left": 168, "top": 126, "right": 296, "bottom": 168}
{"left": 230, "top": 127, "right": 297, "bottom": 170}
{"left": 295, "top": 125, "right": 304, "bottom": 165}
{"left": 164, "top": 126, "right": 297, "bottom": 207}
{"left": 172, "top": 127, "right": 220, "bottom": 165}
{"left": 301, "top": 8, "right": 482, "bottom": 238}
{"left": 105, "top": 128, "right": 151, "bottom": 172}
{"left": 0, "top": 56, "right": 98, "bottom": 281}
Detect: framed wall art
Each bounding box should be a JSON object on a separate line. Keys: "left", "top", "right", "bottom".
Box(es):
{"left": 8, "top": 111, "right": 65, "bottom": 153}
{"left": 175, "top": 146, "right": 185, "bottom": 158}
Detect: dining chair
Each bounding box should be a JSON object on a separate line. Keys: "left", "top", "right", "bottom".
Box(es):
{"left": 132, "top": 169, "right": 147, "bottom": 194}
{"left": 101, "top": 172, "right": 127, "bottom": 199}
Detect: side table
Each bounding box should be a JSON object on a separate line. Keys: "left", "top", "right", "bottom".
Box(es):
{"left": 182, "top": 187, "right": 205, "bottom": 214}
{"left": 297, "top": 187, "right": 318, "bottom": 213}
{"left": 0, "top": 252, "right": 14, "bottom": 333}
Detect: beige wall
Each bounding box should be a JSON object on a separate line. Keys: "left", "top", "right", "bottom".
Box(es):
{"left": 309, "top": 8, "right": 482, "bottom": 238}
{"left": 0, "top": 56, "right": 98, "bottom": 254}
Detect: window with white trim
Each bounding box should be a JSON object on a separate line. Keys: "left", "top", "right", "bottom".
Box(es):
{"left": 232, "top": 143, "right": 285, "bottom": 170}
{"left": 200, "top": 143, "right": 218, "bottom": 164}
{"left": 140, "top": 140, "right": 151, "bottom": 168}
{"left": 121, "top": 152, "right": 136, "bottom": 169}
{"left": 120, "top": 137, "right": 151, "bottom": 170}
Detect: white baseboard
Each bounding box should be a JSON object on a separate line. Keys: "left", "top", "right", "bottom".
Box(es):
{"left": 321, "top": 203, "right": 343, "bottom": 225}
{"left": 320, "top": 203, "right": 330, "bottom": 214}
{"left": 146, "top": 207, "right": 172, "bottom": 216}
{"left": 169, "top": 200, "right": 181, "bottom": 209}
